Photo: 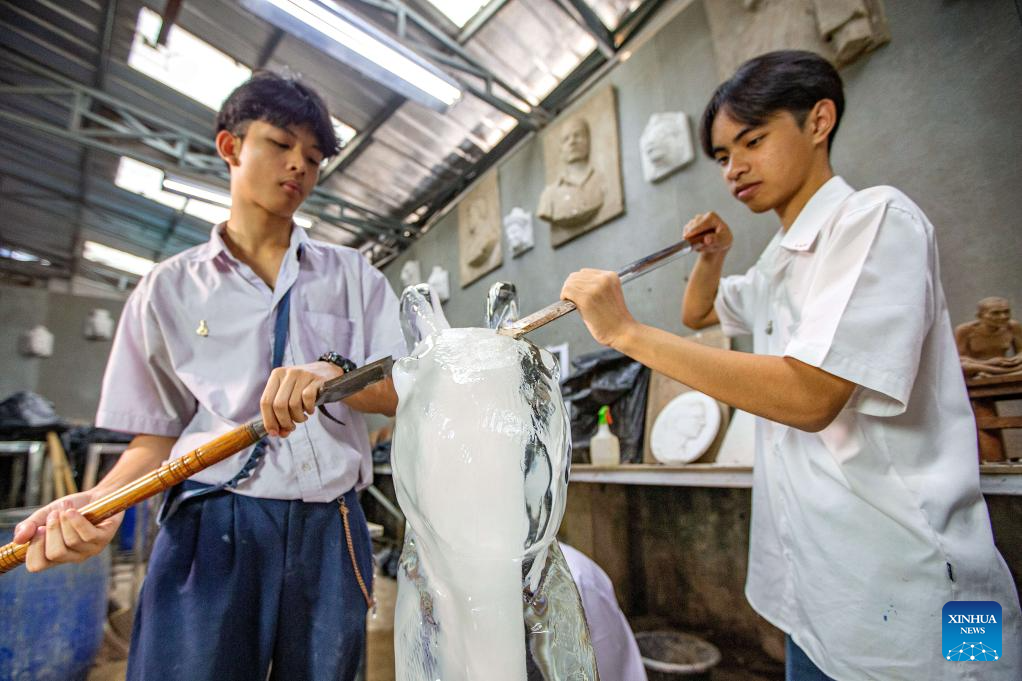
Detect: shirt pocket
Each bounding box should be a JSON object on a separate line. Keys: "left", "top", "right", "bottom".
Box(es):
{"left": 303, "top": 312, "right": 364, "bottom": 366}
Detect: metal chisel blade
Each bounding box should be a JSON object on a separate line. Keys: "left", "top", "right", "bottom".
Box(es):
{"left": 315, "top": 356, "right": 394, "bottom": 406}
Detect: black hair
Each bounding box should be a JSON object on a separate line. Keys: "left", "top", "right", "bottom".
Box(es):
{"left": 216, "top": 71, "right": 340, "bottom": 157}
{"left": 699, "top": 50, "right": 844, "bottom": 158}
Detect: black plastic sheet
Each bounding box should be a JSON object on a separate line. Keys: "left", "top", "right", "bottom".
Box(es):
{"left": 560, "top": 348, "right": 649, "bottom": 463}
{"left": 0, "top": 391, "right": 66, "bottom": 440}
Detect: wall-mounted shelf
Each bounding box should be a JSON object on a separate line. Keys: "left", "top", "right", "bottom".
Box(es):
{"left": 568, "top": 463, "right": 1022, "bottom": 496}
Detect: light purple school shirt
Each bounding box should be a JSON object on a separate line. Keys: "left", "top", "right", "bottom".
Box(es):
{"left": 96, "top": 224, "right": 406, "bottom": 502}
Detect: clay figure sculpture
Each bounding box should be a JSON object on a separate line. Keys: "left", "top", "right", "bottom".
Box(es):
{"left": 955, "top": 297, "right": 1022, "bottom": 378}
{"left": 391, "top": 285, "right": 599, "bottom": 681}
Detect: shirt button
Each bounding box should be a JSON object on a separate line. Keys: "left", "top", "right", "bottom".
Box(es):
{"left": 302, "top": 462, "right": 312, "bottom": 473}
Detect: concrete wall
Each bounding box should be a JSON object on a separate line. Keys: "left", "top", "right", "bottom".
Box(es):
{"left": 0, "top": 285, "right": 49, "bottom": 403}
{"left": 383, "top": 0, "right": 1022, "bottom": 362}
{"left": 0, "top": 283, "right": 123, "bottom": 422}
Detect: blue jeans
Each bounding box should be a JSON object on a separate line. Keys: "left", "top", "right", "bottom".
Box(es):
{"left": 786, "top": 635, "right": 835, "bottom": 681}
{"left": 128, "top": 483, "right": 373, "bottom": 681}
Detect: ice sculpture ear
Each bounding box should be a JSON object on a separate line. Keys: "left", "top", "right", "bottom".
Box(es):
{"left": 485, "top": 281, "right": 519, "bottom": 330}
{"left": 400, "top": 283, "right": 451, "bottom": 353}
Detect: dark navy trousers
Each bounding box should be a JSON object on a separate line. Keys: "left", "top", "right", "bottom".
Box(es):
{"left": 785, "top": 635, "right": 835, "bottom": 681}
{"left": 127, "top": 483, "right": 373, "bottom": 681}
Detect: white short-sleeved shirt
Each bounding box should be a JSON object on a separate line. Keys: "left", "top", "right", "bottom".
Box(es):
{"left": 96, "top": 224, "right": 406, "bottom": 502}
{"left": 560, "top": 543, "right": 648, "bottom": 681}
{"left": 715, "top": 177, "right": 1022, "bottom": 680}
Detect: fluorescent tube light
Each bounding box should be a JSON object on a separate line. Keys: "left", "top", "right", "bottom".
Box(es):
{"left": 163, "top": 178, "right": 231, "bottom": 206}
{"left": 162, "top": 177, "right": 314, "bottom": 227}
{"left": 83, "top": 241, "right": 156, "bottom": 277}
{"left": 242, "top": 0, "right": 462, "bottom": 111}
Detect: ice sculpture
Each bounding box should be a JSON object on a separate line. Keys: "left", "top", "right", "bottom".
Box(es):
{"left": 392, "top": 285, "right": 599, "bottom": 681}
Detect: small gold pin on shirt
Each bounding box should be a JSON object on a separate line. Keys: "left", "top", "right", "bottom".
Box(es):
{"left": 196, "top": 320, "right": 209, "bottom": 337}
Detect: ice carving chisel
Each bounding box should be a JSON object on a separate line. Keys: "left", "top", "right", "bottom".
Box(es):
{"left": 497, "top": 235, "right": 697, "bottom": 339}
{"left": 0, "top": 356, "right": 394, "bottom": 574}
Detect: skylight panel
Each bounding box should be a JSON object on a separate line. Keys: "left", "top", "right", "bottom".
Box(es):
{"left": 332, "top": 116, "right": 357, "bottom": 148}
{"left": 128, "top": 7, "right": 252, "bottom": 110}
{"left": 183, "top": 200, "right": 232, "bottom": 225}
{"left": 83, "top": 241, "right": 156, "bottom": 277}
{"left": 426, "top": 0, "right": 494, "bottom": 28}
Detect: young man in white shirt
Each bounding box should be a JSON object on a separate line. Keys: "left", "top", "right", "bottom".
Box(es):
{"left": 562, "top": 50, "right": 1021, "bottom": 680}
{"left": 13, "top": 72, "right": 405, "bottom": 680}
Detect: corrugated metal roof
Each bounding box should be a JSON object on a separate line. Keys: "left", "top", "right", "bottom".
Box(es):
{"left": 1, "top": 0, "right": 667, "bottom": 286}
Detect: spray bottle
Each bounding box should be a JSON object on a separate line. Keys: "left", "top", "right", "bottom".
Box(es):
{"left": 589, "top": 405, "right": 621, "bottom": 466}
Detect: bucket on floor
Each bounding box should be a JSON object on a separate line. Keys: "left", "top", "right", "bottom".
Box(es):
{"left": 635, "top": 630, "right": 722, "bottom": 681}
{"left": 0, "top": 506, "right": 110, "bottom": 681}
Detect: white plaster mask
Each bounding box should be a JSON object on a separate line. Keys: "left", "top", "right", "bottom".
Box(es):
{"left": 503, "top": 207, "right": 534, "bottom": 257}
{"left": 390, "top": 287, "right": 598, "bottom": 681}
{"left": 84, "top": 308, "right": 114, "bottom": 340}
{"left": 640, "top": 112, "right": 694, "bottom": 182}
{"left": 426, "top": 266, "right": 450, "bottom": 303}
{"left": 20, "top": 325, "right": 54, "bottom": 357}
{"left": 400, "top": 260, "right": 422, "bottom": 289}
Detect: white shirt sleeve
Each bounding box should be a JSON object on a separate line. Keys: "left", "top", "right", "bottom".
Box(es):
{"left": 95, "top": 277, "right": 197, "bottom": 436}
{"left": 713, "top": 266, "right": 758, "bottom": 337}
{"left": 784, "top": 202, "right": 934, "bottom": 417}
{"left": 559, "top": 543, "right": 648, "bottom": 681}
{"left": 360, "top": 259, "right": 408, "bottom": 363}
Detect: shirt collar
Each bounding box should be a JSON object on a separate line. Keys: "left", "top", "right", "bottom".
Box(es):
{"left": 780, "top": 176, "right": 854, "bottom": 252}
{"left": 195, "top": 221, "right": 310, "bottom": 262}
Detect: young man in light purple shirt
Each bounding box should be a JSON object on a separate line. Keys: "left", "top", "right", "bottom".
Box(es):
{"left": 13, "top": 72, "right": 405, "bottom": 680}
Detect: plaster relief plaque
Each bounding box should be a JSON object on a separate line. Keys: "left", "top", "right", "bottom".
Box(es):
{"left": 458, "top": 171, "right": 502, "bottom": 287}
{"left": 537, "top": 85, "right": 624, "bottom": 248}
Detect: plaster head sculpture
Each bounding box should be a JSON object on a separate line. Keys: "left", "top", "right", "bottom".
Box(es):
{"left": 955, "top": 296, "right": 1022, "bottom": 378}
{"left": 502, "top": 207, "right": 534, "bottom": 257}
{"left": 84, "top": 308, "right": 114, "bottom": 341}
{"left": 19, "top": 325, "right": 54, "bottom": 358}
{"left": 650, "top": 391, "right": 721, "bottom": 464}
{"left": 640, "top": 112, "right": 694, "bottom": 183}
{"left": 426, "top": 265, "right": 450, "bottom": 303}
{"left": 400, "top": 260, "right": 423, "bottom": 289}
{"left": 391, "top": 286, "right": 599, "bottom": 681}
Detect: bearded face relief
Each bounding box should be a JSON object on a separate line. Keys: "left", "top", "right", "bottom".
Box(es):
{"left": 391, "top": 286, "right": 599, "bottom": 681}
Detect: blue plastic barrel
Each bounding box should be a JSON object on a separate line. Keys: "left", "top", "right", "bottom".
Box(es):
{"left": 0, "top": 507, "right": 110, "bottom": 681}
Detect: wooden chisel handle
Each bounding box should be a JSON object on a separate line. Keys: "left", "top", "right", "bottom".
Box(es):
{"left": 0, "top": 420, "right": 266, "bottom": 574}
